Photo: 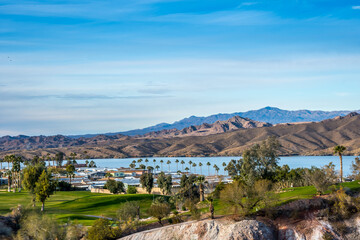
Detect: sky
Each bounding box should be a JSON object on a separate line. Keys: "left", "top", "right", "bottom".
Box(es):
{"left": 1, "top": 0, "right": 360, "bottom": 136}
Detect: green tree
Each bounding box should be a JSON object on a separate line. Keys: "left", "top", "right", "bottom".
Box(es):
{"left": 160, "top": 160, "right": 164, "bottom": 171}
{"left": 222, "top": 162, "right": 227, "bottom": 175}
{"left": 104, "top": 179, "right": 125, "bottom": 194}
{"left": 140, "top": 172, "right": 154, "bottom": 194}
{"left": 89, "top": 160, "right": 97, "bottom": 168}
{"left": 55, "top": 152, "right": 65, "bottom": 167}
{"left": 157, "top": 172, "right": 166, "bottom": 194}
{"left": 34, "top": 170, "right": 56, "bottom": 211}
{"left": 181, "top": 160, "right": 185, "bottom": 171}
{"left": 22, "top": 164, "right": 45, "bottom": 207}
{"left": 192, "top": 163, "right": 197, "bottom": 174}
{"left": 199, "top": 162, "right": 203, "bottom": 175}
{"left": 153, "top": 159, "right": 156, "bottom": 168}
{"left": 220, "top": 179, "right": 273, "bottom": 216}
{"left": 145, "top": 158, "right": 149, "bottom": 167}
{"left": 175, "top": 159, "right": 179, "bottom": 171}
{"left": 305, "top": 163, "right": 337, "bottom": 195}
{"left": 197, "top": 176, "right": 206, "bottom": 202}
{"left": 164, "top": 175, "right": 172, "bottom": 195}
{"left": 66, "top": 164, "right": 75, "bottom": 184}
{"left": 87, "top": 218, "right": 117, "bottom": 240}
{"left": 155, "top": 165, "right": 160, "bottom": 171}
{"left": 188, "top": 160, "right": 193, "bottom": 173}
{"left": 207, "top": 162, "right": 211, "bottom": 175}
{"left": 70, "top": 152, "right": 77, "bottom": 164}
{"left": 127, "top": 185, "right": 138, "bottom": 194}
{"left": 167, "top": 160, "right": 171, "bottom": 173}
{"left": 213, "top": 164, "right": 219, "bottom": 176}
{"left": 148, "top": 202, "right": 171, "bottom": 226}
{"left": 117, "top": 201, "right": 140, "bottom": 223}
{"left": 334, "top": 145, "right": 346, "bottom": 183}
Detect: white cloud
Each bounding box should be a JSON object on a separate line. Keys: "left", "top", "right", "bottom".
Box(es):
{"left": 352, "top": 6, "right": 360, "bottom": 10}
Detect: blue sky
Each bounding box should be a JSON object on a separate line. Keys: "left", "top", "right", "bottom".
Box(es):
{"left": 1, "top": 0, "right": 360, "bottom": 136}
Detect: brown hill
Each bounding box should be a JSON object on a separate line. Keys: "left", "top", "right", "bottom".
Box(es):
{"left": 140, "top": 116, "right": 272, "bottom": 138}
{"left": 1, "top": 113, "right": 360, "bottom": 159}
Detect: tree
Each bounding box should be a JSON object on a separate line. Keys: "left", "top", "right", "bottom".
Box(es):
{"left": 66, "top": 164, "right": 75, "bottom": 184}
{"left": 164, "top": 175, "right": 172, "bottom": 195}
{"left": 105, "top": 172, "right": 112, "bottom": 179}
{"left": 117, "top": 201, "right": 140, "bottom": 223}
{"left": 305, "top": 164, "right": 337, "bottom": 195}
{"left": 334, "top": 145, "right": 346, "bottom": 183}
{"left": 55, "top": 152, "right": 65, "bottom": 167}
{"left": 145, "top": 158, "right": 149, "bottom": 167}
{"left": 160, "top": 160, "right": 164, "bottom": 171}
{"left": 181, "top": 160, "right": 185, "bottom": 171}
{"left": 0, "top": 158, "right": 3, "bottom": 169}
{"left": 87, "top": 218, "right": 116, "bottom": 240}
{"left": 140, "top": 172, "right": 154, "bottom": 194}
{"left": 155, "top": 165, "right": 160, "bottom": 172}
{"left": 213, "top": 164, "right": 219, "bottom": 176}
{"left": 222, "top": 162, "right": 227, "bottom": 175}
{"left": 192, "top": 163, "right": 197, "bottom": 174}
{"left": 199, "top": 162, "right": 203, "bottom": 175}
{"left": 89, "top": 160, "right": 97, "bottom": 168}
{"left": 157, "top": 172, "right": 166, "bottom": 194}
{"left": 188, "top": 160, "right": 193, "bottom": 173}
{"left": 104, "top": 179, "right": 125, "bottom": 194}
{"left": 129, "top": 163, "right": 136, "bottom": 169}
{"left": 153, "top": 159, "right": 156, "bottom": 168}
{"left": 220, "top": 179, "right": 273, "bottom": 216}
{"left": 167, "top": 160, "right": 171, "bottom": 173}
{"left": 351, "top": 157, "right": 360, "bottom": 180}
{"left": 11, "top": 155, "right": 22, "bottom": 192}
{"left": 175, "top": 159, "right": 179, "bottom": 171}
{"left": 139, "top": 164, "right": 146, "bottom": 170}
{"left": 70, "top": 152, "right": 77, "bottom": 164}
{"left": 148, "top": 202, "right": 171, "bottom": 226}
{"left": 185, "top": 167, "right": 189, "bottom": 172}
{"left": 207, "top": 162, "right": 211, "bottom": 175}
{"left": 22, "top": 164, "right": 45, "bottom": 207}
{"left": 127, "top": 185, "right": 138, "bottom": 194}
{"left": 147, "top": 166, "right": 154, "bottom": 173}
{"left": 34, "top": 170, "right": 56, "bottom": 211}
{"left": 197, "top": 176, "right": 206, "bottom": 201}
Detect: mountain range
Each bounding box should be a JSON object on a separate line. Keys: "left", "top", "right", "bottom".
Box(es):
{"left": 70, "top": 106, "right": 357, "bottom": 138}
{"left": 2, "top": 112, "right": 360, "bottom": 159}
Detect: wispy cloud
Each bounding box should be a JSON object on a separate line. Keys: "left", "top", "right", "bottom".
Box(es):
{"left": 352, "top": 6, "right": 360, "bottom": 10}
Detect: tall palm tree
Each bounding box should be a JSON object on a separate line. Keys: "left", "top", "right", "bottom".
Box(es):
{"left": 222, "top": 162, "right": 227, "bottom": 175}
{"left": 185, "top": 167, "right": 189, "bottom": 173}
{"left": 192, "top": 163, "right": 197, "bottom": 174}
{"left": 199, "top": 162, "right": 203, "bottom": 175}
{"left": 137, "top": 159, "right": 143, "bottom": 164}
{"left": 181, "top": 160, "right": 185, "bottom": 171}
{"left": 197, "top": 176, "right": 207, "bottom": 201}
{"left": 153, "top": 159, "right": 156, "bottom": 168}
{"left": 155, "top": 165, "right": 160, "bottom": 172}
{"left": 167, "top": 160, "right": 171, "bottom": 173}
{"left": 188, "top": 161, "right": 193, "bottom": 173}
{"left": 145, "top": 159, "right": 149, "bottom": 167}
{"left": 46, "top": 153, "right": 51, "bottom": 167}
{"left": 334, "top": 145, "right": 346, "bottom": 183}
{"left": 175, "top": 159, "right": 179, "bottom": 171}
{"left": 207, "top": 162, "right": 211, "bottom": 175}
{"left": 213, "top": 164, "right": 219, "bottom": 176}
{"left": 160, "top": 160, "right": 164, "bottom": 171}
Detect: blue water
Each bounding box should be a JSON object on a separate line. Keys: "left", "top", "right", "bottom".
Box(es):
{"left": 74, "top": 156, "right": 359, "bottom": 177}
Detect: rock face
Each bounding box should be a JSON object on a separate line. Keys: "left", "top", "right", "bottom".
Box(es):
{"left": 121, "top": 214, "right": 360, "bottom": 240}
{"left": 120, "top": 219, "right": 276, "bottom": 240}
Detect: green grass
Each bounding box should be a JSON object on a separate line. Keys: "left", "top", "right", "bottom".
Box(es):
{"left": 0, "top": 190, "right": 160, "bottom": 225}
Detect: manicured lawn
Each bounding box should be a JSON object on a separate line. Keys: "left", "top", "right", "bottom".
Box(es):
{"left": 0, "top": 190, "right": 160, "bottom": 225}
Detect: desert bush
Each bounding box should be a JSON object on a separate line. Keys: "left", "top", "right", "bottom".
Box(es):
{"left": 117, "top": 201, "right": 140, "bottom": 224}
{"left": 148, "top": 202, "right": 171, "bottom": 226}
{"left": 87, "top": 218, "right": 119, "bottom": 240}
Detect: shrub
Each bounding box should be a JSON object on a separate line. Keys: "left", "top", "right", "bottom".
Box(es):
{"left": 117, "top": 202, "right": 140, "bottom": 223}
{"left": 127, "top": 186, "right": 137, "bottom": 194}
{"left": 87, "top": 218, "right": 118, "bottom": 240}
{"left": 148, "top": 202, "right": 171, "bottom": 226}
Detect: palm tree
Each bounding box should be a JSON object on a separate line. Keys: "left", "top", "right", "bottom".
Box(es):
{"left": 188, "top": 161, "right": 193, "bottom": 173}
{"left": 213, "top": 164, "right": 219, "bottom": 176}
{"left": 129, "top": 163, "right": 136, "bottom": 169}
{"left": 167, "top": 160, "right": 171, "bottom": 173}
{"left": 153, "top": 159, "right": 156, "bottom": 168}
{"left": 0, "top": 158, "right": 3, "bottom": 169}
{"left": 197, "top": 176, "right": 207, "bottom": 201}
{"left": 137, "top": 158, "right": 143, "bottom": 164}
{"left": 145, "top": 159, "right": 149, "bottom": 167}
{"left": 334, "top": 145, "right": 346, "bottom": 183}
{"left": 185, "top": 167, "right": 189, "bottom": 173}
{"left": 70, "top": 152, "right": 77, "bottom": 164}
{"left": 192, "top": 163, "right": 197, "bottom": 174}
{"left": 46, "top": 153, "right": 51, "bottom": 167}
{"left": 222, "top": 162, "right": 227, "bottom": 175}
{"left": 147, "top": 166, "right": 154, "bottom": 173}
{"left": 181, "top": 160, "right": 185, "bottom": 171}
{"left": 155, "top": 165, "right": 160, "bottom": 172}
{"left": 175, "top": 159, "right": 179, "bottom": 171}
{"left": 160, "top": 160, "right": 164, "bottom": 171}
{"left": 199, "top": 162, "right": 203, "bottom": 175}
{"left": 207, "top": 162, "right": 211, "bottom": 175}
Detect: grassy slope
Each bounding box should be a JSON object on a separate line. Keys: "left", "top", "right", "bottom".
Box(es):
{"left": 0, "top": 190, "right": 158, "bottom": 226}
{"left": 1, "top": 181, "right": 359, "bottom": 225}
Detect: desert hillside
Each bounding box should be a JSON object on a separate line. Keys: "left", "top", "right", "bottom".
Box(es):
{"left": 1, "top": 113, "right": 360, "bottom": 159}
